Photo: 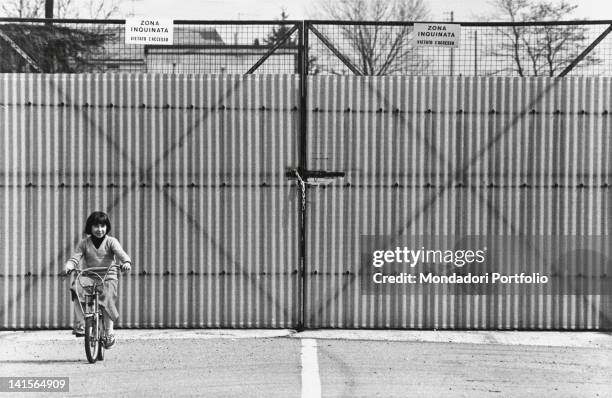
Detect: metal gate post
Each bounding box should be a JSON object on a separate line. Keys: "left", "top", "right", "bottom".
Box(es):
{"left": 297, "top": 21, "right": 308, "bottom": 331}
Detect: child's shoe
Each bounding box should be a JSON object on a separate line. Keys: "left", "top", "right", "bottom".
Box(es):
{"left": 103, "top": 334, "right": 115, "bottom": 349}
{"left": 72, "top": 323, "right": 84, "bottom": 337}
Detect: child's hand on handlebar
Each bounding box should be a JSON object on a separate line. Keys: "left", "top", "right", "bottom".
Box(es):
{"left": 120, "top": 262, "right": 132, "bottom": 272}
{"left": 63, "top": 263, "right": 75, "bottom": 275}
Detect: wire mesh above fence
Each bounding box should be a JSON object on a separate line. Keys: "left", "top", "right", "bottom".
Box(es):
{"left": 309, "top": 21, "right": 612, "bottom": 77}
{"left": 1, "top": 19, "right": 611, "bottom": 76}
{"left": 0, "top": 20, "right": 301, "bottom": 74}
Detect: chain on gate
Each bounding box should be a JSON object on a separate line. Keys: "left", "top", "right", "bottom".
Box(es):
{"left": 293, "top": 169, "right": 307, "bottom": 212}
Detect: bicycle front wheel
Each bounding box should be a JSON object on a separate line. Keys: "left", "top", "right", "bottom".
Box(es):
{"left": 97, "top": 316, "right": 105, "bottom": 361}
{"left": 84, "top": 316, "right": 100, "bottom": 363}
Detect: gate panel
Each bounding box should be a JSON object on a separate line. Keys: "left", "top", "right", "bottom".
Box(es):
{"left": 0, "top": 73, "right": 301, "bottom": 328}
{"left": 3, "top": 73, "right": 612, "bottom": 330}
{"left": 305, "top": 76, "right": 612, "bottom": 329}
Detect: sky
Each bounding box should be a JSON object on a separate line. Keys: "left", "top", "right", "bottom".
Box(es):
{"left": 117, "top": 0, "right": 612, "bottom": 22}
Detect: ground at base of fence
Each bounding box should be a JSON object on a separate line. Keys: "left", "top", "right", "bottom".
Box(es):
{"left": 1, "top": 328, "right": 611, "bottom": 348}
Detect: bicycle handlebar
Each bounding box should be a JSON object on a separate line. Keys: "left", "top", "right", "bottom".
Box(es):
{"left": 68, "top": 264, "right": 130, "bottom": 278}
{"left": 79, "top": 265, "right": 120, "bottom": 272}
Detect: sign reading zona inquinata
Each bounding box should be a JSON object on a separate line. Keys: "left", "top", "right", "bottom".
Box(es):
{"left": 125, "top": 18, "right": 174, "bottom": 45}
{"left": 413, "top": 23, "right": 460, "bottom": 48}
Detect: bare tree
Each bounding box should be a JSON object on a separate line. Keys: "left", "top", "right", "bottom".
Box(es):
{"left": 1, "top": 0, "right": 44, "bottom": 18}
{"left": 489, "top": 0, "right": 599, "bottom": 76}
{"left": 315, "top": 0, "right": 430, "bottom": 75}
{"left": 1, "top": 0, "right": 120, "bottom": 19}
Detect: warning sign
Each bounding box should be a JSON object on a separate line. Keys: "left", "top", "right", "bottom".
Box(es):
{"left": 125, "top": 18, "right": 174, "bottom": 45}
{"left": 413, "top": 23, "right": 460, "bottom": 48}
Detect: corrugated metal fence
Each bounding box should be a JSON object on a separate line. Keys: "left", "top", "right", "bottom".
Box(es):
{"left": 306, "top": 76, "right": 612, "bottom": 329}
{"left": 1, "top": 74, "right": 611, "bottom": 329}
{"left": 1, "top": 74, "right": 301, "bottom": 328}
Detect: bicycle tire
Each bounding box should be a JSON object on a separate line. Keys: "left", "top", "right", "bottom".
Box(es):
{"left": 97, "top": 316, "right": 105, "bottom": 361}
{"left": 84, "top": 316, "right": 99, "bottom": 363}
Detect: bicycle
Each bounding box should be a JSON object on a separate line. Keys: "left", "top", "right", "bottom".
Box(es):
{"left": 69, "top": 265, "right": 120, "bottom": 364}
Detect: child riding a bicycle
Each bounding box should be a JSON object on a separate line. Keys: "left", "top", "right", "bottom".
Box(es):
{"left": 64, "top": 211, "right": 132, "bottom": 348}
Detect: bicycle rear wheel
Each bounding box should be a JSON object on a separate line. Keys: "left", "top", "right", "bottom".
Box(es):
{"left": 84, "top": 316, "right": 100, "bottom": 363}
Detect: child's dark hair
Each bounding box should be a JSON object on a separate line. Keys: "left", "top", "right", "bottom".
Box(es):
{"left": 84, "top": 211, "right": 112, "bottom": 235}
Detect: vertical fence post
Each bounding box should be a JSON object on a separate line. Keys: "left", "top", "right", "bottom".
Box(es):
{"left": 297, "top": 21, "right": 308, "bottom": 330}
{"left": 474, "top": 30, "right": 478, "bottom": 76}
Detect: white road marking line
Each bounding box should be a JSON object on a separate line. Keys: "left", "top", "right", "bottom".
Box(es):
{"left": 301, "top": 338, "right": 322, "bottom": 398}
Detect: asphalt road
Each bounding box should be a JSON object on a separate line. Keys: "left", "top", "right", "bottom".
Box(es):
{"left": 1, "top": 330, "right": 611, "bottom": 397}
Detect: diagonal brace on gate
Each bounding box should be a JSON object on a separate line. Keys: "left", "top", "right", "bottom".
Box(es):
{"left": 307, "top": 24, "right": 363, "bottom": 76}
{"left": 0, "top": 28, "right": 41, "bottom": 72}
{"left": 560, "top": 24, "right": 612, "bottom": 77}
{"left": 246, "top": 24, "right": 300, "bottom": 74}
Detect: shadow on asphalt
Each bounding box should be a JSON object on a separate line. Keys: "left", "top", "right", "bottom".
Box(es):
{"left": 0, "top": 359, "right": 82, "bottom": 364}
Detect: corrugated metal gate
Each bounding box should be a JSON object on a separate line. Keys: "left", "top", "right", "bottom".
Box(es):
{"left": 304, "top": 76, "right": 612, "bottom": 329}
{"left": 1, "top": 74, "right": 301, "bottom": 328}
{"left": 1, "top": 73, "right": 611, "bottom": 329}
